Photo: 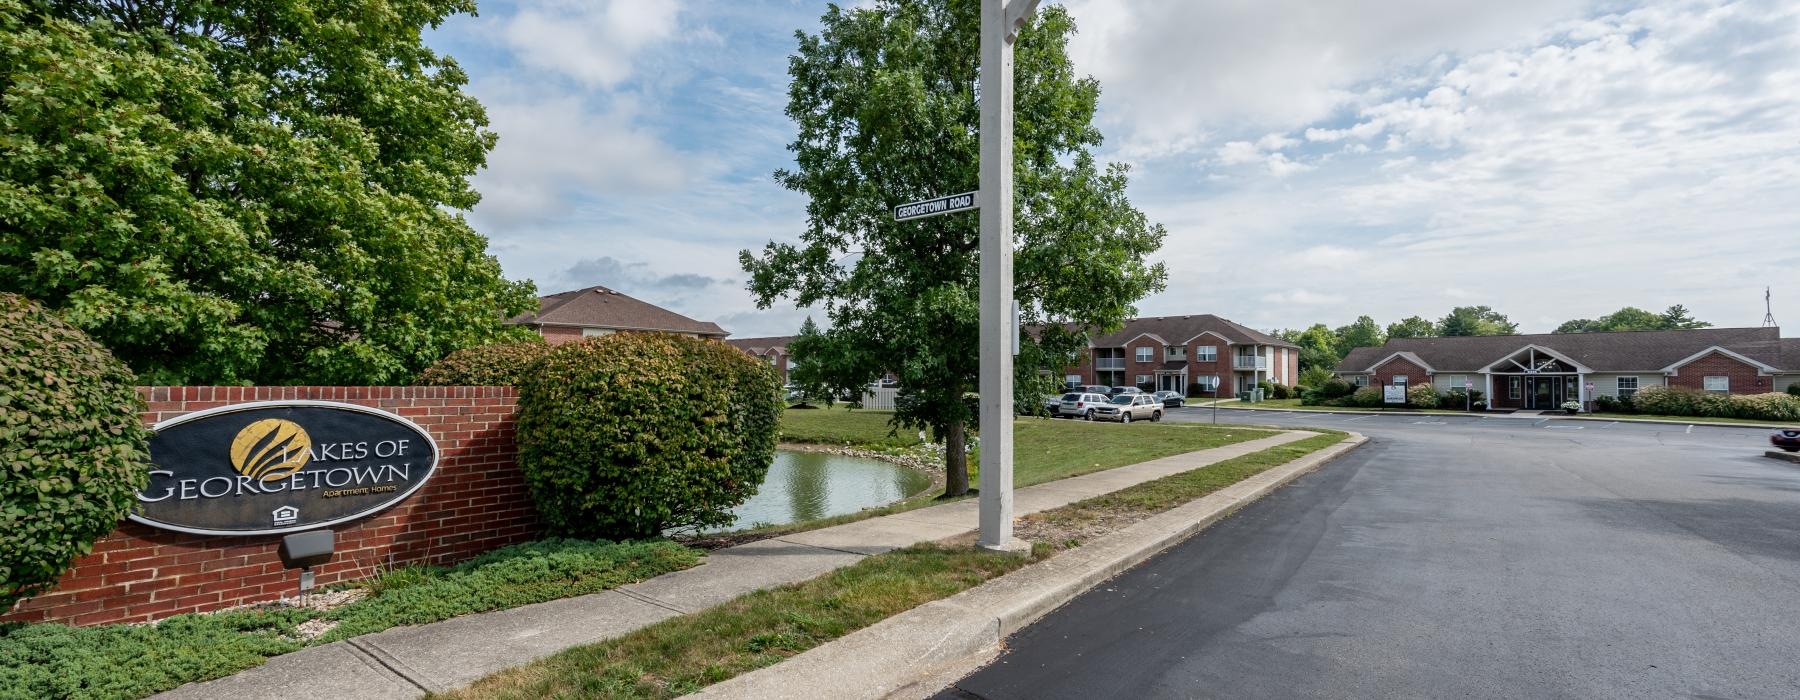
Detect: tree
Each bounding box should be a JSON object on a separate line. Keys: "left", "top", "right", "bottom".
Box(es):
{"left": 1554, "top": 305, "right": 1712, "bottom": 333}
{"left": 785, "top": 317, "right": 837, "bottom": 406}
{"left": 1281, "top": 324, "right": 1342, "bottom": 373}
{"left": 1437, "top": 306, "right": 1518, "bottom": 336}
{"left": 1334, "top": 315, "right": 1386, "bottom": 356}
{"left": 742, "top": 1, "right": 1166, "bottom": 497}
{"left": 0, "top": 0, "right": 536, "bottom": 385}
{"left": 1387, "top": 316, "right": 1436, "bottom": 339}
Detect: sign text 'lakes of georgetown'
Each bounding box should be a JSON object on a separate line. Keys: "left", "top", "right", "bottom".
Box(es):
{"left": 130, "top": 401, "right": 440, "bottom": 536}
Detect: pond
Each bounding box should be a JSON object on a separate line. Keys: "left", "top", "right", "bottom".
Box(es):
{"left": 718, "top": 450, "right": 932, "bottom": 531}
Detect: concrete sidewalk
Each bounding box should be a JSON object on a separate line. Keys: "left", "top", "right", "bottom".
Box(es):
{"left": 156, "top": 429, "right": 1313, "bottom": 700}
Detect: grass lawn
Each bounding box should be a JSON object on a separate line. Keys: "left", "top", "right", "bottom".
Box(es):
{"left": 441, "top": 432, "right": 1355, "bottom": 700}
{"left": 1032, "top": 431, "right": 1349, "bottom": 531}
{"left": 1242, "top": 398, "right": 1472, "bottom": 414}
{"left": 779, "top": 405, "right": 1275, "bottom": 487}
{"left": 434, "top": 543, "right": 1046, "bottom": 700}
{"left": 0, "top": 540, "right": 700, "bottom": 700}
{"left": 1583, "top": 412, "right": 1793, "bottom": 427}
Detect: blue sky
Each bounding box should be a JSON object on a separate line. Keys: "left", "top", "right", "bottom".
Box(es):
{"left": 427, "top": 0, "right": 1800, "bottom": 338}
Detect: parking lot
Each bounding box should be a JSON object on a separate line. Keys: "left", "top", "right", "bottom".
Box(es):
{"left": 945, "top": 407, "right": 1800, "bottom": 699}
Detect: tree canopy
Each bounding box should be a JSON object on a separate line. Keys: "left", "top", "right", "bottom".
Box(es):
{"left": 1335, "top": 315, "right": 1386, "bottom": 354}
{"left": 1387, "top": 316, "right": 1436, "bottom": 339}
{"left": 742, "top": 0, "right": 1166, "bottom": 496}
{"left": 1554, "top": 305, "right": 1711, "bottom": 333}
{"left": 0, "top": 0, "right": 535, "bottom": 385}
{"left": 1436, "top": 306, "right": 1518, "bottom": 337}
{"left": 1279, "top": 324, "right": 1342, "bottom": 373}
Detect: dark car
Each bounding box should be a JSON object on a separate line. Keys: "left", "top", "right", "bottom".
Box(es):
{"left": 1152, "top": 390, "right": 1185, "bottom": 408}
{"left": 1773, "top": 429, "right": 1800, "bottom": 452}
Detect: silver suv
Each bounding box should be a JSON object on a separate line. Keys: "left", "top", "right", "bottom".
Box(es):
{"left": 1092, "top": 393, "right": 1163, "bottom": 423}
{"left": 1057, "top": 392, "right": 1111, "bottom": 420}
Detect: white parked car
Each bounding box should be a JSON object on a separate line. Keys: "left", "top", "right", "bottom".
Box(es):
{"left": 1092, "top": 394, "right": 1163, "bottom": 423}
{"left": 1057, "top": 392, "right": 1111, "bottom": 420}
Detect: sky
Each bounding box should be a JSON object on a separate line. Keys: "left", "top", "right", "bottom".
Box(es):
{"left": 426, "top": 0, "right": 1800, "bottom": 338}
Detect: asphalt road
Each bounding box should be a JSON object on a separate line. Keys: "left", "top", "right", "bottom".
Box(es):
{"left": 940, "top": 409, "right": 1800, "bottom": 699}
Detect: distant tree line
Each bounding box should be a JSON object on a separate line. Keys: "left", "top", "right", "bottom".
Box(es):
{"left": 1277, "top": 304, "right": 1711, "bottom": 375}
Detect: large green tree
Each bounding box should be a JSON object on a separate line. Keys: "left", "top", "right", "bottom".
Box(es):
{"left": 1334, "top": 315, "right": 1386, "bottom": 356}
{"left": 1386, "top": 315, "right": 1436, "bottom": 339}
{"left": 742, "top": 0, "right": 1166, "bottom": 497}
{"left": 1555, "top": 305, "right": 1711, "bottom": 333}
{"left": 1437, "top": 306, "right": 1518, "bottom": 337}
{"left": 0, "top": 0, "right": 535, "bottom": 385}
{"left": 1280, "top": 324, "right": 1342, "bottom": 373}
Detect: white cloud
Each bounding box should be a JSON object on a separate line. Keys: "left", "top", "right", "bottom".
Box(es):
{"left": 471, "top": 95, "right": 699, "bottom": 228}
{"left": 1061, "top": 0, "right": 1595, "bottom": 154}
{"left": 502, "top": 1, "right": 683, "bottom": 89}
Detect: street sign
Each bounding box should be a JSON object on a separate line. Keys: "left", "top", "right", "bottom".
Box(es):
{"left": 894, "top": 191, "right": 978, "bottom": 221}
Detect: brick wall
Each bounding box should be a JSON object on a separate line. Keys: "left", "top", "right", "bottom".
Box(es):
{"left": 537, "top": 325, "right": 584, "bottom": 344}
{"left": 1373, "top": 357, "right": 1432, "bottom": 388}
{"left": 2, "top": 386, "right": 536, "bottom": 627}
{"left": 1668, "top": 352, "right": 1772, "bottom": 394}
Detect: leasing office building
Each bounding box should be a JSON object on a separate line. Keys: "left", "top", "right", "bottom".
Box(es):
{"left": 1334, "top": 327, "right": 1800, "bottom": 410}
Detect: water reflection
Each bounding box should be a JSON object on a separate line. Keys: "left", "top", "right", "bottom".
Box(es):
{"left": 721, "top": 450, "right": 930, "bottom": 530}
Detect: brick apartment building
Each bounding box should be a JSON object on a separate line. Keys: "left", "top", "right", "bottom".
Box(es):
{"left": 1060, "top": 315, "right": 1301, "bottom": 396}
{"left": 1334, "top": 326, "right": 1800, "bottom": 410}
{"left": 726, "top": 335, "right": 795, "bottom": 385}
{"left": 508, "top": 285, "right": 726, "bottom": 343}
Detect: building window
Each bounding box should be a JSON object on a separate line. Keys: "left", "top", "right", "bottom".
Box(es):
{"left": 1135, "top": 347, "right": 1153, "bottom": 362}
{"left": 1165, "top": 345, "right": 1186, "bottom": 361}
{"left": 1704, "top": 376, "right": 1729, "bottom": 393}
{"left": 1509, "top": 376, "right": 1522, "bottom": 399}
{"left": 1135, "top": 375, "right": 1151, "bottom": 386}
{"left": 1196, "top": 345, "right": 1217, "bottom": 362}
{"left": 1392, "top": 375, "right": 1409, "bottom": 388}
{"left": 1450, "top": 375, "right": 1469, "bottom": 390}
{"left": 1353, "top": 374, "right": 1369, "bottom": 387}
{"left": 1616, "top": 376, "right": 1639, "bottom": 399}
{"left": 580, "top": 327, "right": 614, "bottom": 338}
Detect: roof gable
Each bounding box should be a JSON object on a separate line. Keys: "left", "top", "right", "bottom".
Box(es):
{"left": 511, "top": 285, "right": 727, "bottom": 337}
{"left": 1334, "top": 327, "right": 1788, "bottom": 373}
{"left": 1086, "top": 315, "right": 1297, "bottom": 349}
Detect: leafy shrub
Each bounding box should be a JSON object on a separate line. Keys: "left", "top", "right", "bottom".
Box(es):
{"left": 1136, "top": 381, "right": 1156, "bottom": 394}
{"left": 0, "top": 294, "right": 151, "bottom": 610}
{"left": 1303, "top": 378, "right": 1355, "bottom": 404}
{"left": 1298, "top": 366, "right": 1335, "bottom": 387}
{"left": 1268, "top": 384, "right": 1290, "bottom": 400}
{"left": 1349, "top": 386, "right": 1384, "bottom": 408}
{"left": 1788, "top": 384, "right": 1800, "bottom": 398}
{"left": 1186, "top": 382, "right": 1215, "bottom": 398}
{"left": 515, "top": 333, "right": 782, "bottom": 538}
{"left": 1625, "top": 385, "right": 1800, "bottom": 421}
{"left": 414, "top": 339, "right": 553, "bottom": 386}
{"left": 1256, "top": 380, "right": 1274, "bottom": 395}
{"left": 1593, "top": 394, "right": 1634, "bottom": 413}
{"left": 1407, "top": 385, "right": 1439, "bottom": 408}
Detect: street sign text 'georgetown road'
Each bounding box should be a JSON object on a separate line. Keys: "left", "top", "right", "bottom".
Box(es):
{"left": 894, "top": 191, "right": 978, "bottom": 221}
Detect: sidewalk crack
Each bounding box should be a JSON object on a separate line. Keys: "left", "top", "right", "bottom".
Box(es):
{"left": 613, "top": 587, "right": 690, "bottom": 615}
{"left": 344, "top": 638, "right": 435, "bottom": 694}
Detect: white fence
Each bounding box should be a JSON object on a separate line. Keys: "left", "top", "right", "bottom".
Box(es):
{"left": 860, "top": 387, "right": 898, "bottom": 410}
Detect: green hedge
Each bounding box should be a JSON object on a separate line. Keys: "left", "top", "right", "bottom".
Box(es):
{"left": 1628, "top": 385, "right": 1800, "bottom": 422}
{"left": 414, "top": 339, "right": 554, "bottom": 386}
{"left": 0, "top": 294, "right": 151, "bottom": 610}
{"left": 1406, "top": 385, "right": 1439, "bottom": 408}
{"left": 515, "top": 334, "right": 782, "bottom": 539}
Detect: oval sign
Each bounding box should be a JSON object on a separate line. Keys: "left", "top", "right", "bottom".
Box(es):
{"left": 130, "top": 401, "right": 440, "bottom": 536}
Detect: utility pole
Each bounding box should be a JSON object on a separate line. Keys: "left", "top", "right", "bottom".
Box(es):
{"left": 976, "top": 0, "right": 1039, "bottom": 555}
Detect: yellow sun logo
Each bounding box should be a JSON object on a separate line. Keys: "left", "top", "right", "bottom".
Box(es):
{"left": 230, "top": 419, "right": 312, "bottom": 483}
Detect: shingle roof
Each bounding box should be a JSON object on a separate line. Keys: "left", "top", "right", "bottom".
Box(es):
{"left": 509, "top": 285, "right": 726, "bottom": 337}
{"left": 726, "top": 336, "right": 796, "bottom": 355}
{"left": 1085, "top": 315, "right": 1298, "bottom": 349}
{"left": 1336, "top": 327, "right": 1792, "bottom": 373}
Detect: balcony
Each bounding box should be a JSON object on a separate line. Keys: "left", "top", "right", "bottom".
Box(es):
{"left": 1095, "top": 358, "right": 1126, "bottom": 371}
{"left": 1233, "top": 356, "right": 1267, "bottom": 370}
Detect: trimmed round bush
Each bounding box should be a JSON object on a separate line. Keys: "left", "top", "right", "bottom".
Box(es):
{"left": 414, "top": 339, "right": 554, "bottom": 386}
{"left": 514, "top": 333, "right": 782, "bottom": 539}
{"left": 1, "top": 294, "right": 151, "bottom": 609}
{"left": 1406, "top": 385, "right": 1439, "bottom": 408}
{"left": 1349, "top": 386, "right": 1383, "bottom": 408}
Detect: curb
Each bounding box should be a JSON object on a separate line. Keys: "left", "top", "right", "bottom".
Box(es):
{"left": 1210, "top": 406, "right": 1468, "bottom": 417}
{"left": 1211, "top": 406, "right": 1789, "bottom": 430}
{"left": 1564, "top": 416, "right": 1791, "bottom": 429}
{"left": 690, "top": 432, "right": 1369, "bottom": 700}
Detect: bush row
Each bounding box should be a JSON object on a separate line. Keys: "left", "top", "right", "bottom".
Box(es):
{"left": 1596, "top": 386, "right": 1800, "bottom": 422}
{"left": 1299, "top": 377, "right": 1485, "bottom": 410}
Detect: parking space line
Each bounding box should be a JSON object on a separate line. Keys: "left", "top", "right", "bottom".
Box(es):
{"left": 1686, "top": 424, "right": 1694, "bottom": 434}
{"left": 1546, "top": 425, "right": 1584, "bottom": 430}
{"left": 1412, "top": 421, "right": 1447, "bottom": 425}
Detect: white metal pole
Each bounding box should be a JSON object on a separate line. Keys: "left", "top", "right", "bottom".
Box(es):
{"left": 977, "top": 0, "right": 1032, "bottom": 553}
